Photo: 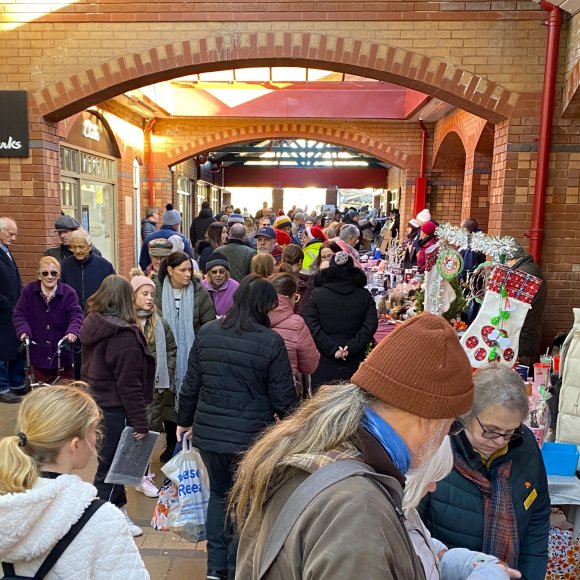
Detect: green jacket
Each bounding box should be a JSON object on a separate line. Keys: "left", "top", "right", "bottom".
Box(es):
{"left": 153, "top": 274, "right": 216, "bottom": 333}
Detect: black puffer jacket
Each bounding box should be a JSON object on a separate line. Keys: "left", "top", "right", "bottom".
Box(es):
{"left": 177, "top": 319, "right": 297, "bottom": 455}
{"left": 304, "top": 266, "right": 378, "bottom": 389}
{"left": 418, "top": 427, "right": 550, "bottom": 580}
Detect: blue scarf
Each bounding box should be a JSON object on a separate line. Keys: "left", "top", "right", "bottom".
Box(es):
{"left": 361, "top": 407, "right": 411, "bottom": 474}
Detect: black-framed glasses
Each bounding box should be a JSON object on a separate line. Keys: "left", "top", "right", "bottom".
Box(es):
{"left": 475, "top": 415, "right": 522, "bottom": 442}
{"left": 448, "top": 420, "right": 464, "bottom": 436}
{"left": 40, "top": 270, "right": 59, "bottom": 277}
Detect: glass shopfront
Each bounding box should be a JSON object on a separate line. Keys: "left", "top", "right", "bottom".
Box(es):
{"left": 60, "top": 111, "right": 119, "bottom": 267}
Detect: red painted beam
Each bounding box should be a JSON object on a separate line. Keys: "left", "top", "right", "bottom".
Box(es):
{"left": 223, "top": 166, "right": 387, "bottom": 188}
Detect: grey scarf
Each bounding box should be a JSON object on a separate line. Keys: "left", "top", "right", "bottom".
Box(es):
{"left": 138, "top": 310, "right": 171, "bottom": 392}
{"left": 161, "top": 278, "right": 195, "bottom": 395}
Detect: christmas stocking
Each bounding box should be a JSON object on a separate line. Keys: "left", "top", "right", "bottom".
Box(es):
{"left": 460, "top": 265, "right": 543, "bottom": 368}
{"left": 423, "top": 244, "right": 459, "bottom": 316}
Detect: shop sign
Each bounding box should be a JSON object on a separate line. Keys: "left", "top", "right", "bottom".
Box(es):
{"left": 82, "top": 119, "right": 100, "bottom": 142}
{"left": 0, "top": 91, "right": 29, "bottom": 157}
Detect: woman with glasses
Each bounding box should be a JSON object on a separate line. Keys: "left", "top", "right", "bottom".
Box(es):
{"left": 13, "top": 256, "right": 83, "bottom": 383}
{"left": 419, "top": 365, "right": 550, "bottom": 580}
{"left": 201, "top": 252, "right": 239, "bottom": 317}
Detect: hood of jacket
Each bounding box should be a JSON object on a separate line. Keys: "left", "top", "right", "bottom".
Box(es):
{"left": 0, "top": 475, "right": 96, "bottom": 561}
{"left": 197, "top": 208, "right": 213, "bottom": 219}
{"left": 268, "top": 295, "right": 295, "bottom": 327}
{"left": 79, "top": 311, "right": 135, "bottom": 347}
{"left": 314, "top": 266, "right": 367, "bottom": 293}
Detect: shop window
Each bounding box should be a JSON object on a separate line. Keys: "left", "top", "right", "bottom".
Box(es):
{"left": 177, "top": 176, "right": 193, "bottom": 235}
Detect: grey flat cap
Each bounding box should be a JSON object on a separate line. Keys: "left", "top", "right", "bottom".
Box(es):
{"left": 55, "top": 215, "right": 81, "bottom": 231}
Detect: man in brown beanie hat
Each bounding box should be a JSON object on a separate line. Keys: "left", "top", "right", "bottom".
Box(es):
{"left": 234, "top": 313, "right": 474, "bottom": 580}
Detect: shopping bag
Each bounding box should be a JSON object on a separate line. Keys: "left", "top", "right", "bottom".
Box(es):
{"left": 151, "top": 478, "right": 178, "bottom": 532}
{"left": 161, "top": 438, "right": 209, "bottom": 542}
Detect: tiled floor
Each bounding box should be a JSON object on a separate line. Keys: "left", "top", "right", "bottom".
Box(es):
{"left": 0, "top": 397, "right": 208, "bottom": 579}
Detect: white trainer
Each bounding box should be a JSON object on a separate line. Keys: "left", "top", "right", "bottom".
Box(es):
{"left": 135, "top": 474, "right": 159, "bottom": 498}
{"left": 119, "top": 506, "right": 143, "bottom": 537}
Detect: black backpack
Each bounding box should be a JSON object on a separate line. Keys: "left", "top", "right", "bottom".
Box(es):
{"left": 1, "top": 499, "right": 104, "bottom": 579}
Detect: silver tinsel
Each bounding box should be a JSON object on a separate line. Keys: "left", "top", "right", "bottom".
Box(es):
{"left": 435, "top": 223, "right": 518, "bottom": 262}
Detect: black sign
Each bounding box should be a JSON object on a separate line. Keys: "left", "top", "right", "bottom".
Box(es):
{"left": 0, "top": 91, "right": 29, "bottom": 158}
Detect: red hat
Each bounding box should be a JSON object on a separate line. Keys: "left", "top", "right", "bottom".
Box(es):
{"left": 421, "top": 221, "right": 437, "bottom": 236}
{"left": 275, "top": 228, "right": 292, "bottom": 246}
{"left": 305, "top": 225, "right": 327, "bottom": 242}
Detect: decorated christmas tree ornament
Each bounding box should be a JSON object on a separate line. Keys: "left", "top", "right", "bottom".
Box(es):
{"left": 436, "top": 249, "right": 464, "bottom": 281}
{"left": 460, "top": 264, "right": 543, "bottom": 368}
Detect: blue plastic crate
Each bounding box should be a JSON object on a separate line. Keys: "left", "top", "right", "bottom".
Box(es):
{"left": 541, "top": 442, "right": 579, "bottom": 476}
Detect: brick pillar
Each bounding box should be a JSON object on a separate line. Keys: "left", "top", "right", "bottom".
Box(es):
{"left": 0, "top": 115, "right": 61, "bottom": 281}
{"left": 462, "top": 152, "right": 492, "bottom": 232}
{"left": 325, "top": 187, "right": 337, "bottom": 207}
{"left": 272, "top": 187, "right": 284, "bottom": 213}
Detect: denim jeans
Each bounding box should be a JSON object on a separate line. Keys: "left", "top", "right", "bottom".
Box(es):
{"left": 199, "top": 450, "right": 238, "bottom": 576}
{"left": 0, "top": 353, "right": 25, "bottom": 394}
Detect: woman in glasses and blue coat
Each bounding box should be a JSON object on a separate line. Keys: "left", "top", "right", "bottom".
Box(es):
{"left": 12, "top": 256, "right": 83, "bottom": 384}
{"left": 418, "top": 365, "right": 550, "bottom": 580}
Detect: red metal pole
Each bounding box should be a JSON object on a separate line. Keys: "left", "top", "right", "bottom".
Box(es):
{"left": 413, "top": 120, "right": 428, "bottom": 217}
{"left": 529, "top": 1, "right": 561, "bottom": 265}
{"left": 144, "top": 118, "right": 157, "bottom": 206}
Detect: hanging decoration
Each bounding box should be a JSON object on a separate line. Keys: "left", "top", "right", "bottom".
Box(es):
{"left": 460, "top": 264, "right": 543, "bottom": 368}
{"left": 436, "top": 249, "right": 464, "bottom": 281}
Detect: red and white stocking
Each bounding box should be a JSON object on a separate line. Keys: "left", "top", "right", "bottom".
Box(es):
{"left": 460, "top": 265, "right": 543, "bottom": 368}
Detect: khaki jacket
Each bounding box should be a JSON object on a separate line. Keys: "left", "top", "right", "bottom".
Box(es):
{"left": 236, "top": 430, "right": 426, "bottom": 580}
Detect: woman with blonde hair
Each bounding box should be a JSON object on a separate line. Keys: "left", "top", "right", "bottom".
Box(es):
{"left": 0, "top": 383, "right": 149, "bottom": 579}
{"left": 129, "top": 269, "right": 177, "bottom": 474}
{"left": 81, "top": 275, "right": 155, "bottom": 537}
{"left": 13, "top": 255, "right": 83, "bottom": 383}
{"left": 404, "top": 437, "right": 520, "bottom": 579}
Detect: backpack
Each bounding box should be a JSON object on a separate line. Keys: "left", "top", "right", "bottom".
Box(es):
{"left": 1, "top": 499, "right": 104, "bottom": 579}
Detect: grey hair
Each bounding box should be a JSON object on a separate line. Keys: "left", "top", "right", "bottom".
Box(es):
{"left": 292, "top": 212, "right": 304, "bottom": 221}
{"left": 462, "top": 365, "right": 529, "bottom": 421}
{"left": 0, "top": 217, "right": 16, "bottom": 232}
{"left": 145, "top": 207, "right": 158, "bottom": 218}
{"left": 229, "top": 223, "right": 246, "bottom": 240}
{"left": 403, "top": 436, "right": 453, "bottom": 512}
{"left": 339, "top": 224, "right": 359, "bottom": 241}
{"left": 69, "top": 229, "right": 92, "bottom": 246}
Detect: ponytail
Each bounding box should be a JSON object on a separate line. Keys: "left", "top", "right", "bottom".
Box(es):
{"left": 0, "top": 436, "right": 38, "bottom": 494}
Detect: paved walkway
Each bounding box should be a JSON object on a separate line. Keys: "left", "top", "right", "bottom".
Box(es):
{"left": 0, "top": 397, "right": 208, "bottom": 579}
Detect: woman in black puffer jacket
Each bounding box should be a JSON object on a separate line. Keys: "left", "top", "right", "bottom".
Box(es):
{"left": 177, "top": 274, "right": 297, "bottom": 580}
{"left": 304, "top": 251, "right": 378, "bottom": 391}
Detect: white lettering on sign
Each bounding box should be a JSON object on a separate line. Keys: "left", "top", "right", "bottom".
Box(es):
{"left": 82, "top": 119, "right": 100, "bottom": 141}
{"left": 0, "top": 136, "right": 22, "bottom": 150}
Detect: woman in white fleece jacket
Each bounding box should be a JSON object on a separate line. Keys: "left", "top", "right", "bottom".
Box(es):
{"left": 0, "top": 383, "right": 149, "bottom": 579}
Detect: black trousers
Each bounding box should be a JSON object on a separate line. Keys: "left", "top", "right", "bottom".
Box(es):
{"left": 94, "top": 407, "right": 127, "bottom": 508}
{"left": 199, "top": 450, "right": 238, "bottom": 577}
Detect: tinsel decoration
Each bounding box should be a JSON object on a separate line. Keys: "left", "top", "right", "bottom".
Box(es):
{"left": 435, "top": 223, "right": 518, "bottom": 263}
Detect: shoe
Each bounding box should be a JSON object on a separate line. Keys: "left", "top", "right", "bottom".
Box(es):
{"left": 119, "top": 507, "right": 143, "bottom": 537}
{"left": 159, "top": 448, "right": 173, "bottom": 463}
{"left": 206, "top": 570, "right": 227, "bottom": 580}
{"left": 135, "top": 474, "right": 159, "bottom": 498}
{"left": 0, "top": 392, "right": 22, "bottom": 404}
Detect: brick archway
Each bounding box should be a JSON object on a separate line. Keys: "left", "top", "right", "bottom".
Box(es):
{"left": 33, "top": 32, "right": 522, "bottom": 124}
{"left": 164, "top": 123, "right": 414, "bottom": 169}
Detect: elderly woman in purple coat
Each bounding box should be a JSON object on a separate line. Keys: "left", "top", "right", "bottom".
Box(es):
{"left": 201, "top": 252, "right": 239, "bottom": 317}
{"left": 12, "top": 256, "right": 83, "bottom": 383}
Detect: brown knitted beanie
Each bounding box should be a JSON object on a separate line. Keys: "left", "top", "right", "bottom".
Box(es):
{"left": 352, "top": 313, "right": 474, "bottom": 419}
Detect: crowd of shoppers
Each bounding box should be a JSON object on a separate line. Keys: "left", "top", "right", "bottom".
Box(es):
{"left": 0, "top": 204, "right": 552, "bottom": 580}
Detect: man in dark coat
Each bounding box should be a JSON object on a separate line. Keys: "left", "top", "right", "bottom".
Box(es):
{"left": 507, "top": 241, "right": 548, "bottom": 366}
{"left": 0, "top": 217, "right": 24, "bottom": 403}
{"left": 45, "top": 215, "right": 102, "bottom": 263}
{"left": 189, "top": 201, "right": 216, "bottom": 246}
{"left": 140, "top": 207, "right": 158, "bottom": 241}
{"left": 215, "top": 223, "right": 256, "bottom": 282}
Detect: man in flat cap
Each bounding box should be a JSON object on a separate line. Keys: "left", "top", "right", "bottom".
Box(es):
{"left": 45, "top": 215, "right": 101, "bottom": 263}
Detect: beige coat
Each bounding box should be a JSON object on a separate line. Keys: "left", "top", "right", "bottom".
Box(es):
{"left": 236, "top": 434, "right": 426, "bottom": 580}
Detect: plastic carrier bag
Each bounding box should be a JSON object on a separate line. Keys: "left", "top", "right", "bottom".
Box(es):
{"left": 161, "top": 438, "right": 210, "bottom": 542}
{"left": 151, "top": 478, "right": 179, "bottom": 532}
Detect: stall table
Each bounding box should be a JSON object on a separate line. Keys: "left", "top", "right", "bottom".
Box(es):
{"left": 548, "top": 474, "right": 580, "bottom": 539}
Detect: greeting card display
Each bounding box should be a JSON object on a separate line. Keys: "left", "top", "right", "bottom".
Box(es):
{"left": 460, "top": 265, "right": 542, "bottom": 368}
